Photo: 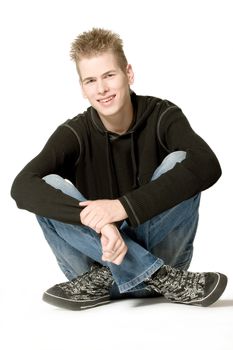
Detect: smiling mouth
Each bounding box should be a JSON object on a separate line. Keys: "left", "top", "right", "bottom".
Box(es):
{"left": 97, "top": 95, "right": 116, "bottom": 104}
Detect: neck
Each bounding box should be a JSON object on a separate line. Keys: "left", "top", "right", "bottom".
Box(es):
{"left": 99, "top": 100, "right": 134, "bottom": 135}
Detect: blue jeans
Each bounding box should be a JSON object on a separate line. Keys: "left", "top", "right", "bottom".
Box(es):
{"left": 36, "top": 151, "right": 200, "bottom": 297}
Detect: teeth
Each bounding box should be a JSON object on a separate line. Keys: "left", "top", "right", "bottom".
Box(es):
{"left": 99, "top": 96, "right": 114, "bottom": 103}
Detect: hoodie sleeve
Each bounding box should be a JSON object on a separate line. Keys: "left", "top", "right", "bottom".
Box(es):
{"left": 11, "top": 123, "right": 84, "bottom": 225}
{"left": 119, "top": 102, "right": 222, "bottom": 227}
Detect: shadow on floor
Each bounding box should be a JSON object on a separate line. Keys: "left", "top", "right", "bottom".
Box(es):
{"left": 120, "top": 297, "right": 233, "bottom": 308}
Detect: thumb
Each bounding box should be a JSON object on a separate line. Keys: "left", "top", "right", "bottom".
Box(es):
{"left": 79, "top": 201, "right": 91, "bottom": 206}
{"left": 101, "top": 234, "right": 108, "bottom": 248}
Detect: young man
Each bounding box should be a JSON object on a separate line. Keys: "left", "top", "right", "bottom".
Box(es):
{"left": 11, "top": 28, "right": 227, "bottom": 310}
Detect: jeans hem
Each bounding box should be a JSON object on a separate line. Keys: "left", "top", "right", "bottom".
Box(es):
{"left": 118, "top": 258, "right": 164, "bottom": 293}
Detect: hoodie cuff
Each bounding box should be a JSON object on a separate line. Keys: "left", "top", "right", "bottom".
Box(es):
{"left": 119, "top": 195, "right": 140, "bottom": 228}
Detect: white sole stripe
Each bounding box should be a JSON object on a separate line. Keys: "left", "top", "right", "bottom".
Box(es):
{"left": 44, "top": 291, "right": 109, "bottom": 303}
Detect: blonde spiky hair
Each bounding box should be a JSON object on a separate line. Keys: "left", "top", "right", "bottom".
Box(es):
{"left": 70, "top": 28, "right": 128, "bottom": 73}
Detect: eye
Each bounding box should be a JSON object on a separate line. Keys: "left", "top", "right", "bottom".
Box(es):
{"left": 85, "top": 79, "right": 95, "bottom": 85}
{"left": 105, "top": 73, "right": 115, "bottom": 78}
{"left": 84, "top": 78, "right": 96, "bottom": 85}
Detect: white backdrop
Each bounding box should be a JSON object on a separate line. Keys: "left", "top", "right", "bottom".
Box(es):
{"left": 1, "top": 1, "right": 232, "bottom": 349}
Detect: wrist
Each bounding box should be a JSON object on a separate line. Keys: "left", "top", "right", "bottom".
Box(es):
{"left": 115, "top": 199, "right": 128, "bottom": 220}
{"left": 101, "top": 223, "right": 115, "bottom": 233}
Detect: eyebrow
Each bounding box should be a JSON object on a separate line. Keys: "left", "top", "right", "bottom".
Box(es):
{"left": 82, "top": 70, "right": 117, "bottom": 83}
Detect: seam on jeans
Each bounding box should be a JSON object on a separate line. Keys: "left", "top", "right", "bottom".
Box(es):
{"left": 157, "top": 105, "right": 180, "bottom": 153}
{"left": 122, "top": 195, "right": 140, "bottom": 226}
{"left": 62, "top": 124, "right": 82, "bottom": 166}
{"left": 118, "top": 258, "right": 164, "bottom": 293}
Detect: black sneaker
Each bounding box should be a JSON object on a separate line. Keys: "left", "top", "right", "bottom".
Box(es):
{"left": 146, "top": 265, "right": 227, "bottom": 306}
{"left": 43, "top": 264, "right": 114, "bottom": 310}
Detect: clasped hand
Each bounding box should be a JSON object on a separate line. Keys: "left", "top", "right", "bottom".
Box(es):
{"left": 79, "top": 199, "right": 128, "bottom": 265}
{"left": 79, "top": 199, "right": 127, "bottom": 233}
{"left": 100, "top": 224, "right": 128, "bottom": 265}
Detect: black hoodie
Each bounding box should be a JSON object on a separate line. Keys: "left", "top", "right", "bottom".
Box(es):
{"left": 11, "top": 92, "right": 221, "bottom": 227}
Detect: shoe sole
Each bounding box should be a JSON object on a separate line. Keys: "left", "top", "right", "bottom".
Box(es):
{"left": 43, "top": 291, "right": 111, "bottom": 310}
{"left": 200, "top": 273, "right": 228, "bottom": 307}
{"left": 173, "top": 272, "right": 228, "bottom": 307}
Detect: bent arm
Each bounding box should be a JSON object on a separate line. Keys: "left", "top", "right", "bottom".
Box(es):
{"left": 119, "top": 105, "right": 222, "bottom": 227}
{"left": 11, "top": 124, "right": 84, "bottom": 225}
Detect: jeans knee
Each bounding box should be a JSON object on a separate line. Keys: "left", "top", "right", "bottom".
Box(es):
{"left": 163, "top": 151, "right": 186, "bottom": 167}
{"left": 43, "top": 174, "right": 86, "bottom": 201}
{"left": 43, "top": 174, "right": 64, "bottom": 189}
{"left": 152, "top": 151, "right": 186, "bottom": 180}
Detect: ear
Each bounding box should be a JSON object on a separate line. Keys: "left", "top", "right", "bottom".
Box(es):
{"left": 126, "top": 64, "right": 134, "bottom": 85}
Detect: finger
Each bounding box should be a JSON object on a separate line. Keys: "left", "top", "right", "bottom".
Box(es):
{"left": 112, "top": 246, "right": 128, "bottom": 265}
{"left": 111, "top": 241, "right": 126, "bottom": 259}
{"left": 86, "top": 216, "right": 103, "bottom": 231}
{"left": 102, "top": 249, "right": 117, "bottom": 261}
{"left": 103, "top": 249, "right": 125, "bottom": 264}
{"left": 102, "top": 232, "right": 124, "bottom": 254}
{"left": 79, "top": 201, "right": 92, "bottom": 206}
{"left": 110, "top": 241, "right": 127, "bottom": 258}
{"left": 80, "top": 211, "right": 93, "bottom": 226}
{"left": 102, "top": 241, "right": 126, "bottom": 261}
{"left": 111, "top": 240, "right": 123, "bottom": 253}
{"left": 101, "top": 235, "right": 109, "bottom": 248}
{"left": 104, "top": 237, "right": 120, "bottom": 254}
{"left": 80, "top": 206, "right": 92, "bottom": 224}
{"left": 102, "top": 244, "right": 122, "bottom": 260}
{"left": 95, "top": 219, "right": 109, "bottom": 233}
{"left": 81, "top": 209, "right": 107, "bottom": 230}
{"left": 80, "top": 207, "right": 100, "bottom": 226}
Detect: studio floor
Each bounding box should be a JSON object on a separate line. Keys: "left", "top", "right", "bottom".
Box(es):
{"left": 1, "top": 215, "right": 233, "bottom": 350}
{"left": 1, "top": 284, "right": 233, "bottom": 350}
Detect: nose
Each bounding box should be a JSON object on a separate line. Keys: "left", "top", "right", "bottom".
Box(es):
{"left": 97, "top": 79, "right": 109, "bottom": 94}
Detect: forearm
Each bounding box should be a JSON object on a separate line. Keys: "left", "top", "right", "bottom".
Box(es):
{"left": 11, "top": 171, "right": 83, "bottom": 224}
{"left": 120, "top": 150, "right": 221, "bottom": 228}
{"left": 11, "top": 123, "right": 82, "bottom": 224}
{"left": 119, "top": 107, "right": 221, "bottom": 228}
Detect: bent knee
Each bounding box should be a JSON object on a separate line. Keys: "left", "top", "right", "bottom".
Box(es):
{"left": 43, "top": 174, "right": 64, "bottom": 188}
{"left": 164, "top": 151, "right": 186, "bottom": 166}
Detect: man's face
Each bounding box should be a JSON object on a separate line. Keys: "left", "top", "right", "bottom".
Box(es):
{"left": 78, "top": 51, "right": 134, "bottom": 120}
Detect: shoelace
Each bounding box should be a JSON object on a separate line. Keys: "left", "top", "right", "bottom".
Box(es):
{"left": 151, "top": 266, "right": 205, "bottom": 290}
{"left": 58, "top": 265, "right": 112, "bottom": 294}
{"left": 156, "top": 266, "right": 206, "bottom": 301}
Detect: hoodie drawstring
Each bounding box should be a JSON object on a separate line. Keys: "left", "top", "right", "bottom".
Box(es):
{"left": 105, "top": 131, "right": 138, "bottom": 198}
{"left": 130, "top": 132, "right": 138, "bottom": 189}
{"left": 105, "top": 132, "right": 115, "bottom": 198}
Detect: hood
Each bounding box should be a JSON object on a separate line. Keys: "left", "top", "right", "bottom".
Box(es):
{"left": 89, "top": 91, "right": 158, "bottom": 135}
{"left": 88, "top": 92, "right": 159, "bottom": 198}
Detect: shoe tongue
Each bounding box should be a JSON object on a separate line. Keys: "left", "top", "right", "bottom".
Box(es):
{"left": 90, "top": 263, "right": 101, "bottom": 271}
{"left": 157, "top": 265, "right": 169, "bottom": 276}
